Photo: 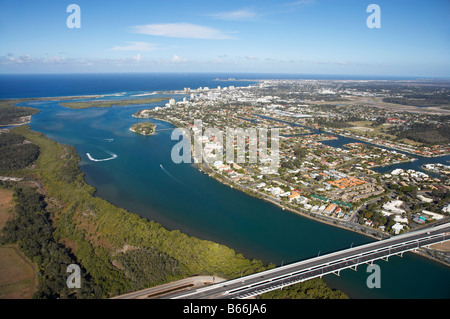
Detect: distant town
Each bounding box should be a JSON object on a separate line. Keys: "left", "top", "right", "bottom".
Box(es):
{"left": 135, "top": 79, "right": 450, "bottom": 239}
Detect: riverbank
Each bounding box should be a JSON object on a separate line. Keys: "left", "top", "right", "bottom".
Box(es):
{"left": 194, "top": 160, "right": 385, "bottom": 241}
{"left": 4, "top": 98, "right": 353, "bottom": 299}
{"left": 7, "top": 125, "right": 272, "bottom": 298}
{"left": 0, "top": 116, "right": 32, "bottom": 128}
{"left": 155, "top": 115, "right": 386, "bottom": 241}
{"left": 194, "top": 151, "right": 450, "bottom": 269}
{"left": 154, "top": 115, "right": 450, "bottom": 269}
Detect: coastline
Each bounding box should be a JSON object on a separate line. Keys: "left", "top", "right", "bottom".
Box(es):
{"left": 0, "top": 116, "right": 32, "bottom": 128}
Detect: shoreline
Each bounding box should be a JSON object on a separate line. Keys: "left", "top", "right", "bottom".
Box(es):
{"left": 0, "top": 117, "right": 32, "bottom": 128}
{"left": 154, "top": 115, "right": 392, "bottom": 241}
{"left": 149, "top": 115, "right": 450, "bottom": 268}
{"left": 194, "top": 161, "right": 384, "bottom": 242}
{"left": 129, "top": 123, "right": 156, "bottom": 136}
{"left": 193, "top": 153, "right": 450, "bottom": 268}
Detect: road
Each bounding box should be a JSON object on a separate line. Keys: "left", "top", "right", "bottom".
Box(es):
{"left": 112, "top": 276, "right": 225, "bottom": 299}
{"left": 169, "top": 223, "right": 450, "bottom": 299}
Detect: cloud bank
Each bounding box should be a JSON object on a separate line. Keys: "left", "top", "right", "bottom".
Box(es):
{"left": 131, "top": 23, "right": 237, "bottom": 40}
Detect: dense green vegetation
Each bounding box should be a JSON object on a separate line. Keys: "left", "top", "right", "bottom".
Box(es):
{"left": 337, "top": 81, "right": 450, "bottom": 107}
{"left": 316, "top": 118, "right": 356, "bottom": 129}
{"left": 258, "top": 278, "right": 348, "bottom": 299}
{"left": 130, "top": 122, "right": 156, "bottom": 135}
{"left": 6, "top": 125, "right": 269, "bottom": 298}
{"left": 0, "top": 100, "right": 40, "bottom": 125}
{"left": 383, "top": 93, "right": 450, "bottom": 107}
{"left": 388, "top": 123, "right": 450, "bottom": 145}
{"left": 0, "top": 185, "right": 102, "bottom": 298}
{"left": 0, "top": 133, "right": 40, "bottom": 171}
{"left": 114, "top": 248, "right": 183, "bottom": 291}
{"left": 59, "top": 97, "right": 169, "bottom": 109}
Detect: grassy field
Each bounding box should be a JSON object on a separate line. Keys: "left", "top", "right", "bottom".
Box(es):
{"left": 0, "top": 189, "right": 37, "bottom": 299}
{"left": 345, "top": 121, "right": 424, "bottom": 147}
{"left": 0, "top": 245, "right": 37, "bottom": 299}
{"left": 0, "top": 189, "right": 14, "bottom": 229}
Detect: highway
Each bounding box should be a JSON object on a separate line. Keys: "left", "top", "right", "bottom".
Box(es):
{"left": 112, "top": 276, "right": 225, "bottom": 299}
{"left": 169, "top": 223, "right": 450, "bottom": 299}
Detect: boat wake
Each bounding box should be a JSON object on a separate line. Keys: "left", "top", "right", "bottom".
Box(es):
{"left": 86, "top": 136, "right": 114, "bottom": 143}
{"left": 86, "top": 151, "right": 118, "bottom": 162}
{"left": 160, "top": 164, "right": 184, "bottom": 185}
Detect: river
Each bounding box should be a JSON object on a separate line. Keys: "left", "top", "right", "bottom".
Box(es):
{"left": 20, "top": 95, "right": 449, "bottom": 299}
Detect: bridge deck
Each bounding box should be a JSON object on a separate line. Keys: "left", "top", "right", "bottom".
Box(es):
{"left": 169, "top": 223, "right": 450, "bottom": 299}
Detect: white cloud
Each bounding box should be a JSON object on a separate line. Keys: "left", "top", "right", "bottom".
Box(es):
{"left": 0, "top": 54, "right": 31, "bottom": 64}
{"left": 0, "top": 54, "right": 145, "bottom": 67}
{"left": 110, "top": 41, "right": 159, "bottom": 51}
{"left": 42, "top": 56, "right": 67, "bottom": 64}
{"left": 210, "top": 8, "right": 259, "bottom": 21}
{"left": 284, "top": 0, "right": 316, "bottom": 6}
{"left": 170, "top": 54, "right": 187, "bottom": 63}
{"left": 131, "top": 23, "right": 237, "bottom": 40}
{"left": 134, "top": 53, "right": 142, "bottom": 63}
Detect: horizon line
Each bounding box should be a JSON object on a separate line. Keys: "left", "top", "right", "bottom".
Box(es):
{"left": 0, "top": 72, "right": 449, "bottom": 80}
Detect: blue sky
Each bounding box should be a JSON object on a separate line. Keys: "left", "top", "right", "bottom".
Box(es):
{"left": 0, "top": 0, "right": 449, "bottom": 76}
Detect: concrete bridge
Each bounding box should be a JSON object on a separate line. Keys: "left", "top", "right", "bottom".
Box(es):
{"left": 169, "top": 223, "right": 450, "bottom": 299}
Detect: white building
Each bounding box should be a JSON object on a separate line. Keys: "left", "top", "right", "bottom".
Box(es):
{"left": 443, "top": 204, "right": 450, "bottom": 214}
{"left": 391, "top": 223, "right": 404, "bottom": 235}
{"left": 382, "top": 200, "right": 406, "bottom": 214}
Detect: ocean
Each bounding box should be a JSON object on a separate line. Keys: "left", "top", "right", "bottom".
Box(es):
{"left": 0, "top": 72, "right": 423, "bottom": 99}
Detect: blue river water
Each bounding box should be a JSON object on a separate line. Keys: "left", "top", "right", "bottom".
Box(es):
{"left": 3, "top": 73, "right": 449, "bottom": 299}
